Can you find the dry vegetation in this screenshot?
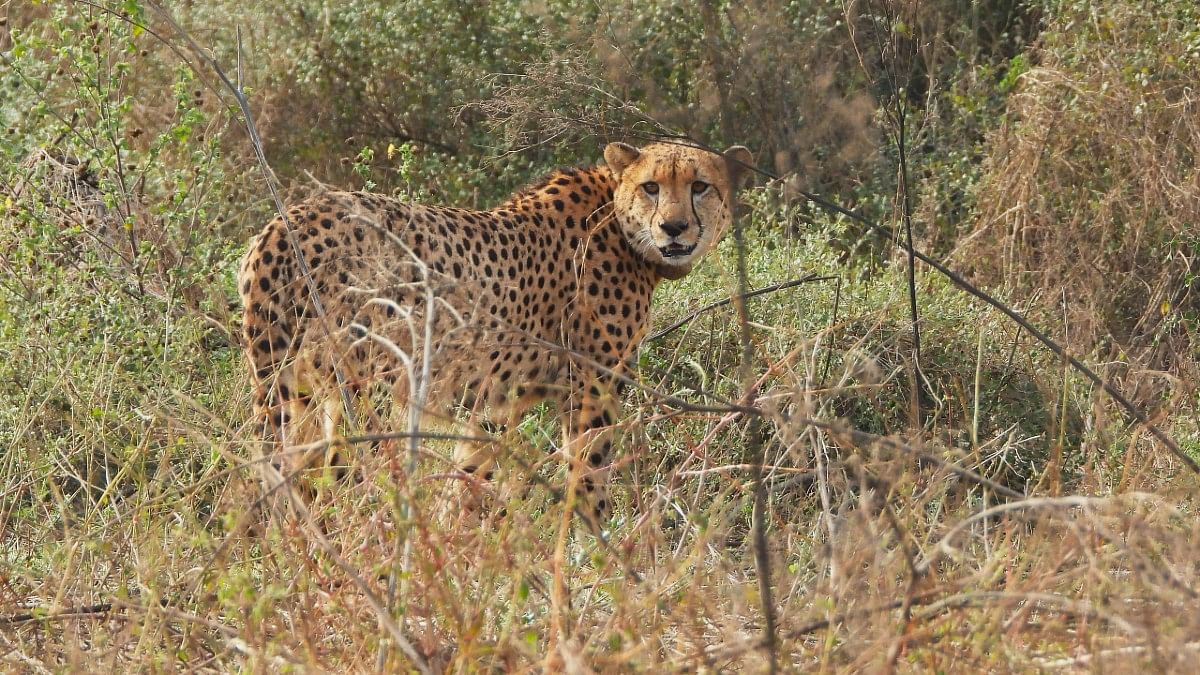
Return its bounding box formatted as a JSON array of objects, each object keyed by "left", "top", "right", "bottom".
[{"left": 2, "top": 0, "right": 1199, "bottom": 672}]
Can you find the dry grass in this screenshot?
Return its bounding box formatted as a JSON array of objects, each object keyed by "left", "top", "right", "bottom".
[
  {"left": 3, "top": 214, "right": 1198, "bottom": 670},
  {"left": 962, "top": 2, "right": 1200, "bottom": 383}
]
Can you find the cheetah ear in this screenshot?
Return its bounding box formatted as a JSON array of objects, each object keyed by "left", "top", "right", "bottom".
[
  {"left": 604, "top": 142, "right": 641, "bottom": 180},
  {"left": 723, "top": 145, "right": 754, "bottom": 189}
]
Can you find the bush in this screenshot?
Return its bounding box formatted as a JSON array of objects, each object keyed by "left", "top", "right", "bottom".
[{"left": 965, "top": 0, "right": 1200, "bottom": 385}]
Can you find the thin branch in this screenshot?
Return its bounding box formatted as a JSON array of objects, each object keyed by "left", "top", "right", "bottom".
[
  {"left": 257, "top": 459, "right": 434, "bottom": 674},
  {"left": 646, "top": 273, "right": 835, "bottom": 342},
  {"left": 916, "top": 591, "right": 1141, "bottom": 636},
  {"left": 846, "top": 0, "right": 927, "bottom": 427},
  {"left": 783, "top": 591, "right": 943, "bottom": 639},
  {"left": 820, "top": 276, "right": 843, "bottom": 385},
  {"left": 1039, "top": 642, "right": 1200, "bottom": 669},
  {"left": 0, "top": 603, "right": 113, "bottom": 625},
  {"left": 728, "top": 188, "right": 778, "bottom": 671}
]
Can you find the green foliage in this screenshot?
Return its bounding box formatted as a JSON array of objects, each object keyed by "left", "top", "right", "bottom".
[{"left": 1, "top": 5, "right": 242, "bottom": 514}]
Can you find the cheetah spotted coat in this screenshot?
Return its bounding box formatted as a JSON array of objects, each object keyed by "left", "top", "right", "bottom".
[{"left": 238, "top": 142, "right": 751, "bottom": 523}]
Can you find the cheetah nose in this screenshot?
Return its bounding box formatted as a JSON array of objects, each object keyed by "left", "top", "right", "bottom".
[{"left": 661, "top": 220, "right": 689, "bottom": 237}]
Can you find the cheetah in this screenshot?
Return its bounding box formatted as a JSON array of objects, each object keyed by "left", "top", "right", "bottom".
[{"left": 238, "top": 141, "right": 753, "bottom": 524}]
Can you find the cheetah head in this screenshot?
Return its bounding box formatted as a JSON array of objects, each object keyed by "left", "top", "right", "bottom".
[{"left": 604, "top": 141, "right": 754, "bottom": 279}]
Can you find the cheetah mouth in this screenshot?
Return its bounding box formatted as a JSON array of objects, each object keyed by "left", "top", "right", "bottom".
[{"left": 659, "top": 242, "right": 697, "bottom": 259}]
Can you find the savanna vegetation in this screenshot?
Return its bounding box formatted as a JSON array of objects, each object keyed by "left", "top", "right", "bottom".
[{"left": 2, "top": 0, "right": 1199, "bottom": 671}]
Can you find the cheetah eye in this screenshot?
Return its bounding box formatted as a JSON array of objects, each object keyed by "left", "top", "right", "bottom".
[
  {"left": 692, "top": 181, "right": 710, "bottom": 195},
  {"left": 641, "top": 182, "right": 659, "bottom": 196}
]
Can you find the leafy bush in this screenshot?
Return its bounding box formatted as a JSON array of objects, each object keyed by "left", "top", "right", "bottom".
[{"left": 1, "top": 4, "right": 242, "bottom": 516}]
